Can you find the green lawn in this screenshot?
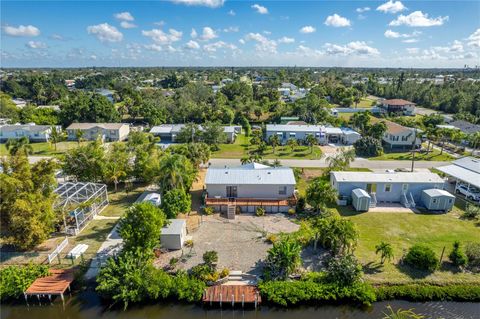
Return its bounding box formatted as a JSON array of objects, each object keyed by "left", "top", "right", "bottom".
[
  {"left": 356, "top": 97, "right": 376, "bottom": 108},
  {"left": 101, "top": 184, "right": 147, "bottom": 217},
  {"left": 334, "top": 208, "right": 480, "bottom": 284},
  {"left": 369, "top": 148, "right": 455, "bottom": 161},
  {"left": 0, "top": 141, "right": 82, "bottom": 156},
  {"left": 213, "top": 133, "right": 323, "bottom": 160}
]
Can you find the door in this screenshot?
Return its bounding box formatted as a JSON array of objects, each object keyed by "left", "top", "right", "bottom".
[
  {"left": 226, "top": 186, "right": 237, "bottom": 198},
  {"left": 366, "top": 183, "right": 377, "bottom": 193}
]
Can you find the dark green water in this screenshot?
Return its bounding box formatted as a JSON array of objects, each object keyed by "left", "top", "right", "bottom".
[{"left": 1, "top": 291, "right": 479, "bottom": 319}]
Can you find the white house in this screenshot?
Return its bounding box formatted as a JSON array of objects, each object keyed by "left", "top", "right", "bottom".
[
  {"left": 205, "top": 163, "right": 297, "bottom": 215},
  {"left": 265, "top": 124, "right": 326, "bottom": 144},
  {"left": 382, "top": 121, "right": 422, "bottom": 151},
  {"left": 66, "top": 123, "right": 130, "bottom": 142},
  {"left": 149, "top": 124, "right": 239, "bottom": 143},
  {"left": 0, "top": 123, "right": 61, "bottom": 142}
]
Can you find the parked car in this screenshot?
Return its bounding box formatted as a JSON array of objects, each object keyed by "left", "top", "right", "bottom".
[
  {"left": 455, "top": 184, "right": 480, "bottom": 201},
  {"left": 144, "top": 193, "right": 162, "bottom": 206}
]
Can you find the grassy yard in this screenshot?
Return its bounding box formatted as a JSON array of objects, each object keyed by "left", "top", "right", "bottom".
[
  {"left": 356, "top": 97, "right": 376, "bottom": 108},
  {"left": 369, "top": 148, "right": 455, "bottom": 161},
  {"left": 0, "top": 141, "right": 82, "bottom": 156},
  {"left": 101, "top": 184, "right": 147, "bottom": 217},
  {"left": 334, "top": 207, "right": 480, "bottom": 284},
  {"left": 213, "top": 133, "right": 323, "bottom": 160}
]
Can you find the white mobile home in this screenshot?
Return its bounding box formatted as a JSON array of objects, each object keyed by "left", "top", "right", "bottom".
[
  {"left": 205, "top": 163, "right": 297, "bottom": 215},
  {"left": 66, "top": 123, "right": 130, "bottom": 142},
  {"left": 331, "top": 171, "right": 445, "bottom": 210},
  {"left": 265, "top": 124, "right": 326, "bottom": 144},
  {"left": 150, "top": 124, "right": 238, "bottom": 143},
  {"left": 0, "top": 123, "right": 61, "bottom": 143}
]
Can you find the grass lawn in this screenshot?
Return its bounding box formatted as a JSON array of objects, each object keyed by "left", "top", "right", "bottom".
[
  {"left": 213, "top": 133, "right": 323, "bottom": 160},
  {"left": 0, "top": 141, "right": 82, "bottom": 156},
  {"left": 356, "top": 97, "right": 376, "bottom": 108},
  {"left": 101, "top": 184, "right": 147, "bottom": 217},
  {"left": 369, "top": 148, "right": 455, "bottom": 161},
  {"left": 334, "top": 207, "right": 480, "bottom": 284}
]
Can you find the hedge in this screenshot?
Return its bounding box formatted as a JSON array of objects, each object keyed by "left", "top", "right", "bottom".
[
  {"left": 0, "top": 264, "right": 49, "bottom": 300},
  {"left": 375, "top": 284, "right": 480, "bottom": 302}
]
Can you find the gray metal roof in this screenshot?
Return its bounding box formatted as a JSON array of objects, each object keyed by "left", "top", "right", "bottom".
[
  {"left": 422, "top": 189, "right": 455, "bottom": 197},
  {"left": 437, "top": 164, "right": 480, "bottom": 189},
  {"left": 205, "top": 164, "right": 296, "bottom": 185},
  {"left": 150, "top": 124, "right": 237, "bottom": 135},
  {"left": 452, "top": 157, "right": 480, "bottom": 174},
  {"left": 161, "top": 219, "right": 186, "bottom": 235},
  {"left": 331, "top": 171, "right": 445, "bottom": 184},
  {"left": 266, "top": 124, "right": 323, "bottom": 133},
  {"left": 0, "top": 124, "right": 53, "bottom": 133},
  {"left": 352, "top": 188, "right": 370, "bottom": 198}
]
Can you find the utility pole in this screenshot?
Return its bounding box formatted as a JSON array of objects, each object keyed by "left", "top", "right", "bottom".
[{"left": 411, "top": 127, "right": 417, "bottom": 172}]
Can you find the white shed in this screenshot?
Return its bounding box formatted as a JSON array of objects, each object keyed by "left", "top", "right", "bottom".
[{"left": 161, "top": 219, "right": 187, "bottom": 250}]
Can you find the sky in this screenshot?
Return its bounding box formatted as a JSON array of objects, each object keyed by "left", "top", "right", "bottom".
[{"left": 1, "top": 0, "right": 479, "bottom": 68}]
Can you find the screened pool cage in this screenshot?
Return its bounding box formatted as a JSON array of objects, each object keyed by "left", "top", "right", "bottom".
[{"left": 54, "top": 182, "right": 109, "bottom": 235}]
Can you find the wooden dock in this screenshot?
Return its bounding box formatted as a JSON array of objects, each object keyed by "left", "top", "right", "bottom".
[
  {"left": 202, "top": 285, "right": 261, "bottom": 308},
  {"left": 24, "top": 269, "right": 75, "bottom": 303}
]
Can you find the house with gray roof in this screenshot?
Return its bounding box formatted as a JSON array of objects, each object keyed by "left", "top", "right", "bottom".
[
  {"left": 437, "top": 157, "right": 480, "bottom": 195},
  {"left": 66, "top": 123, "right": 130, "bottom": 142},
  {"left": 0, "top": 123, "right": 61, "bottom": 142},
  {"left": 205, "top": 163, "right": 297, "bottom": 216},
  {"left": 149, "top": 124, "right": 239, "bottom": 143}
]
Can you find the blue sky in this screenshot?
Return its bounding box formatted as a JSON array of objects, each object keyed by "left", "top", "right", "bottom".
[{"left": 1, "top": 0, "right": 479, "bottom": 67}]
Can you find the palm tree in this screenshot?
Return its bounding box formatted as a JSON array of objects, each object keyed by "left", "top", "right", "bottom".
[
  {"left": 75, "top": 130, "right": 85, "bottom": 145},
  {"left": 248, "top": 152, "right": 263, "bottom": 163},
  {"left": 264, "top": 240, "right": 302, "bottom": 280},
  {"left": 326, "top": 147, "right": 356, "bottom": 172},
  {"left": 240, "top": 155, "right": 251, "bottom": 165},
  {"left": 5, "top": 137, "right": 33, "bottom": 156},
  {"left": 105, "top": 162, "right": 127, "bottom": 192},
  {"left": 287, "top": 138, "right": 298, "bottom": 152},
  {"left": 375, "top": 241, "right": 394, "bottom": 264},
  {"left": 468, "top": 132, "right": 480, "bottom": 155},
  {"left": 305, "top": 134, "right": 318, "bottom": 154},
  {"left": 272, "top": 159, "right": 281, "bottom": 167},
  {"left": 157, "top": 154, "right": 196, "bottom": 194},
  {"left": 306, "top": 178, "right": 337, "bottom": 213},
  {"left": 49, "top": 126, "right": 65, "bottom": 151},
  {"left": 268, "top": 134, "right": 281, "bottom": 154}
]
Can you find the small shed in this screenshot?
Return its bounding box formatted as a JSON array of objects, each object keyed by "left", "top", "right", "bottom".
[
  {"left": 351, "top": 188, "right": 371, "bottom": 212},
  {"left": 161, "top": 219, "right": 187, "bottom": 250},
  {"left": 421, "top": 189, "right": 455, "bottom": 212},
  {"left": 341, "top": 128, "right": 362, "bottom": 145}
]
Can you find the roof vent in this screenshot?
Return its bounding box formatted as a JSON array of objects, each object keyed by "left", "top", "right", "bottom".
[
  {"left": 225, "top": 171, "right": 228, "bottom": 174},
  {"left": 267, "top": 172, "right": 271, "bottom": 174}
]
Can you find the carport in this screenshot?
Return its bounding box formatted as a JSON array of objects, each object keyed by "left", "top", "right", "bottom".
[{"left": 437, "top": 157, "right": 480, "bottom": 203}]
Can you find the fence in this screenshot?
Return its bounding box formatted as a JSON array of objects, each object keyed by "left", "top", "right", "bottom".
[
  {"left": 0, "top": 251, "right": 108, "bottom": 269},
  {"left": 47, "top": 237, "right": 69, "bottom": 264}
]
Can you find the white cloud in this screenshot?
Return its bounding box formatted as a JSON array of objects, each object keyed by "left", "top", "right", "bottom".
[
  {"left": 191, "top": 28, "right": 198, "bottom": 38},
  {"left": 120, "top": 21, "right": 137, "bottom": 29},
  {"left": 203, "top": 41, "right": 237, "bottom": 52},
  {"left": 324, "top": 14, "right": 351, "bottom": 27},
  {"left": 376, "top": 1, "right": 407, "bottom": 14},
  {"left": 389, "top": 11, "right": 448, "bottom": 27},
  {"left": 171, "top": 0, "right": 224, "bottom": 8},
  {"left": 356, "top": 7, "right": 370, "bottom": 13},
  {"left": 299, "top": 26, "right": 316, "bottom": 34},
  {"left": 26, "top": 41, "right": 47, "bottom": 49},
  {"left": 239, "top": 39, "right": 245, "bottom": 45},
  {"left": 228, "top": 10, "right": 235, "bottom": 16},
  {"left": 466, "top": 28, "right": 480, "bottom": 47},
  {"left": 154, "top": 21, "right": 166, "bottom": 26},
  {"left": 50, "top": 34, "right": 64, "bottom": 40},
  {"left": 278, "top": 36, "right": 295, "bottom": 44},
  {"left": 142, "top": 28, "right": 182, "bottom": 45},
  {"left": 244, "top": 33, "right": 277, "bottom": 53},
  {"left": 114, "top": 12, "right": 134, "bottom": 21},
  {"left": 144, "top": 44, "right": 163, "bottom": 52},
  {"left": 433, "top": 40, "right": 464, "bottom": 53},
  {"left": 223, "top": 26, "right": 239, "bottom": 33},
  {"left": 251, "top": 4, "right": 268, "bottom": 14},
  {"left": 87, "top": 23, "right": 123, "bottom": 42},
  {"left": 263, "top": 30, "right": 272, "bottom": 35},
  {"left": 324, "top": 41, "right": 379, "bottom": 56},
  {"left": 384, "top": 29, "right": 421, "bottom": 39},
  {"left": 199, "top": 27, "right": 218, "bottom": 41},
  {"left": 90, "top": 55, "right": 97, "bottom": 60},
  {"left": 3, "top": 25, "right": 40, "bottom": 37},
  {"left": 406, "top": 48, "right": 419, "bottom": 54},
  {"left": 402, "top": 38, "right": 419, "bottom": 43},
  {"left": 185, "top": 40, "right": 200, "bottom": 49}
]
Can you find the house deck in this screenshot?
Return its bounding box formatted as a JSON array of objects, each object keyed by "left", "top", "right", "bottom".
[{"left": 205, "top": 196, "right": 297, "bottom": 207}]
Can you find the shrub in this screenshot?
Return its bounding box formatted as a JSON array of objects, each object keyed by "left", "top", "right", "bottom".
[
  {"left": 295, "top": 196, "right": 306, "bottom": 213},
  {"left": 375, "top": 284, "right": 480, "bottom": 302},
  {"left": 190, "top": 264, "right": 213, "bottom": 281},
  {"left": 463, "top": 205, "right": 480, "bottom": 220},
  {"left": 203, "top": 206, "right": 215, "bottom": 215},
  {"left": 449, "top": 241, "right": 468, "bottom": 267},
  {"left": 0, "top": 264, "right": 49, "bottom": 301},
  {"left": 353, "top": 136, "right": 383, "bottom": 157},
  {"left": 404, "top": 244, "right": 439, "bottom": 272},
  {"left": 465, "top": 242, "right": 480, "bottom": 272},
  {"left": 172, "top": 271, "right": 206, "bottom": 302},
  {"left": 162, "top": 188, "right": 191, "bottom": 218},
  {"left": 219, "top": 268, "right": 229, "bottom": 278},
  {"left": 324, "top": 254, "right": 363, "bottom": 286},
  {"left": 203, "top": 250, "right": 218, "bottom": 267},
  {"left": 256, "top": 207, "right": 265, "bottom": 216},
  {"left": 266, "top": 234, "right": 278, "bottom": 244},
  {"left": 263, "top": 239, "right": 302, "bottom": 280},
  {"left": 185, "top": 239, "right": 194, "bottom": 248},
  {"left": 288, "top": 208, "right": 296, "bottom": 216},
  {"left": 169, "top": 257, "right": 179, "bottom": 268}
]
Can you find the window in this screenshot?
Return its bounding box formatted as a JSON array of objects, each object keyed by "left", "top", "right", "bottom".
[
  {"left": 402, "top": 184, "right": 409, "bottom": 192},
  {"left": 110, "top": 130, "right": 117, "bottom": 135},
  {"left": 432, "top": 198, "right": 438, "bottom": 204},
  {"left": 448, "top": 199, "right": 453, "bottom": 203},
  {"left": 279, "top": 186, "right": 287, "bottom": 195},
  {"left": 384, "top": 184, "right": 392, "bottom": 192}
]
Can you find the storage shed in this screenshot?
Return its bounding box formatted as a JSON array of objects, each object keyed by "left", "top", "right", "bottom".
[
  {"left": 421, "top": 189, "right": 455, "bottom": 212},
  {"left": 161, "top": 219, "right": 187, "bottom": 250},
  {"left": 351, "top": 188, "right": 371, "bottom": 212}
]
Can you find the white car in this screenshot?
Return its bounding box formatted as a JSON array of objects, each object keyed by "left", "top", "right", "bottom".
[
  {"left": 455, "top": 184, "right": 480, "bottom": 201},
  {"left": 143, "top": 193, "right": 162, "bottom": 206}
]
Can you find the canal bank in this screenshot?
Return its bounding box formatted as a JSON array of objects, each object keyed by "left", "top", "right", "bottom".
[{"left": 1, "top": 290, "right": 479, "bottom": 319}]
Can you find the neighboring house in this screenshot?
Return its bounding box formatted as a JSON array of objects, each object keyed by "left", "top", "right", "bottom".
[
  {"left": 12, "top": 98, "right": 27, "bottom": 108},
  {"left": 380, "top": 99, "right": 416, "bottom": 116},
  {"left": 331, "top": 171, "right": 446, "bottom": 211},
  {"left": 0, "top": 123, "right": 61, "bottom": 142},
  {"left": 382, "top": 121, "right": 422, "bottom": 151},
  {"left": 149, "top": 124, "right": 239, "bottom": 143},
  {"left": 340, "top": 128, "right": 362, "bottom": 145},
  {"left": 205, "top": 163, "right": 297, "bottom": 215},
  {"left": 265, "top": 124, "right": 361, "bottom": 145},
  {"left": 66, "top": 123, "right": 130, "bottom": 142},
  {"left": 448, "top": 120, "right": 480, "bottom": 135},
  {"left": 65, "top": 80, "right": 75, "bottom": 88},
  {"left": 437, "top": 157, "right": 480, "bottom": 195},
  {"left": 95, "top": 89, "right": 114, "bottom": 102}
]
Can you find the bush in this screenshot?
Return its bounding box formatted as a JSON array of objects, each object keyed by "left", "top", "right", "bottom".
[
  {"left": 256, "top": 207, "right": 265, "bottom": 216},
  {"left": 465, "top": 242, "right": 480, "bottom": 272},
  {"left": 219, "top": 268, "right": 229, "bottom": 278},
  {"left": 169, "top": 257, "right": 179, "bottom": 268},
  {"left": 185, "top": 239, "right": 194, "bottom": 248},
  {"left": 0, "top": 264, "right": 49, "bottom": 300},
  {"left": 325, "top": 254, "right": 363, "bottom": 286},
  {"left": 203, "top": 250, "right": 218, "bottom": 267},
  {"left": 375, "top": 284, "right": 480, "bottom": 302},
  {"left": 162, "top": 188, "right": 191, "bottom": 218},
  {"left": 449, "top": 241, "right": 468, "bottom": 267},
  {"left": 203, "top": 206, "right": 215, "bottom": 215},
  {"left": 295, "top": 196, "right": 306, "bottom": 213},
  {"left": 463, "top": 205, "right": 480, "bottom": 219},
  {"left": 404, "top": 244, "right": 439, "bottom": 272},
  {"left": 288, "top": 208, "right": 296, "bottom": 216},
  {"left": 353, "top": 136, "right": 383, "bottom": 157},
  {"left": 190, "top": 264, "right": 213, "bottom": 281},
  {"left": 266, "top": 234, "right": 278, "bottom": 244},
  {"left": 172, "top": 271, "right": 206, "bottom": 302}
]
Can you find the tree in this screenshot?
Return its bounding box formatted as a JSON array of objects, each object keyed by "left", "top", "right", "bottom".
[
  {"left": 75, "top": 129, "right": 85, "bottom": 145},
  {"left": 49, "top": 126, "right": 64, "bottom": 151},
  {"left": 449, "top": 241, "right": 467, "bottom": 267},
  {"left": 157, "top": 154, "right": 196, "bottom": 194},
  {"left": 375, "top": 241, "right": 394, "bottom": 264},
  {"left": 62, "top": 139, "right": 106, "bottom": 182},
  {"left": 310, "top": 216, "right": 358, "bottom": 255},
  {"left": 268, "top": 134, "right": 281, "bottom": 154},
  {"left": 404, "top": 244, "right": 439, "bottom": 272},
  {"left": 353, "top": 136, "right": 383, "bottom": 157},
  {"left": 368, "top": 122, "right": 388, "bottom": 140},
  {"left": 162, "top": 188, "right": 191, "bottom": 218},
  {"left": 249, "top": 129, "right": 263, "bottom": 146},
  {"left": 104, "top": 142, "right": 130, "bottom": 192},
  {"left": 201, "top": 121, "right": 227, "bottom": 150},
  {"left": 169, "top": 143, "right": 211, "bottom": 168},
  {"left": 264, "top": 239, "right": 302, "bottom": 280},
  {"left": 202, "top": 250, "right": 218, "bottom": 268},
  {"left": 305, "top": 134, "right": 317, "bottom": 154},
  {"left": 350, "top": 112, "right": 370, "bottom": 134},
  {"left": 119, "top": 202, "right": 166, "bottom": 252},
  {"left": 176, "top": 123, "right": 202, "bottom": 143},
  {"left": 306, "top": 178, "right": 337, "bottom": 213},
  {"left": 5, "top": 137, "right": 33, "bottom": 156},
  {"left": 325, "top": 254, "right": 362, "bottom": 286},
  {"left": 326, "top": 147, "right": 355, "bottom": 173},
  {"left": 287, "top": 138, "right": 298, "bottom": 152}
]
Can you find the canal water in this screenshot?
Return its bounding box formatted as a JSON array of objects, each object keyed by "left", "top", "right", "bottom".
[{"left": 1, "top": 290, "right": 479, "bottom": 319}]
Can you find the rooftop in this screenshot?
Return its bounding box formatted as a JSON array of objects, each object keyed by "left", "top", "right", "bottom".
[
  {"left": 66, "top": 123, "right": 127, "bottom": 130},
  {"left": 384, "top": 120, "right": 414, "bottom": 134},
  {"left": 448, "top": 120, "right": 480, "bottom": 134},
  {"left": 266, "top": 124, "right": 323, "bottom": 133},
  {"left": 205, "top": 163, "right": 296, "bottom": 185},
  {"left": 437, "top": 157, "right": 480, "bottom": 189},
  {"left": 161, "top": 219, "right": 186, "bottom": 235},
  {"left": 422, "top": 189, "right": 455, "bottom": 197},
  {"left": 0, "top": 123, "right": 53, "bottom": 133},
  {"left": 331, "top": 171, "right": 444, "bottom": 184},
  {"left": 383, "top": 99, "right": 415, "bottom": 106}
]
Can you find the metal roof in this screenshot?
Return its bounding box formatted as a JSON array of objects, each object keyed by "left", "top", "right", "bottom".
[
  {"left": 66, "top": 123, "right": 126, "bottom": 130},
  {"left": 161, "top": 219, "right": 186, "bottom": 235},
  {"left": 150, "top": 124, "right": 237, "bottom": 134},
  {"left": 437, "top": 164, "right": 480, "bottom": 189},
  {"left": 452, "top": 157, "right": 480, "bottom": 174},
  {"left": 422, "top": 189, "right": 455, "bottom": 197},
  {"left": 206, "top": 164, "right": 296, "bottom": 185},
  {"left": 352, "top": 188, "right": 370, "bottom": 197},
  {"left": 331, "top": 171, "right": 445, "bottom": 184},
  {"left": 325, "top": 127, "right": 343, "bottom": 134},
  {"left": 0, "top": 124, "right": 53, "bottom": 133},
  {"left": 266, "top": 124, "right": 323, "bottom": 133}
]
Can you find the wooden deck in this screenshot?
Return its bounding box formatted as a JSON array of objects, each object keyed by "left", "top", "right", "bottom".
[
  {"left": 205, "top": 196, "right": 296, "bottom": 207},
  {"left": 202, "top": 285, "right": 261, "bottom": 308},
  {"left": 25, "top": 269, "right": 75, "bottom": 298}
]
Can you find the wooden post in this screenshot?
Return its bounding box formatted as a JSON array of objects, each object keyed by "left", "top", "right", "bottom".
[
  {"left": 219, "top": 293, "right": 222, "bottom": 307},
  {"left": 242, "top": 293, "right": 244, "bottom": 308},
  {"left": 439, "top": 246, "right": 446, "bottom": 265},
  {"left": 57, "top": 253, "right": 62, "bottom": 265},
  {"left": 231, "top": 294, "right": 234, "bottom": 307},
  {"left": 24, "top": 293, "right": 28, "bottom": 306},
  {"left": 254, "top": 294, "right": 257, "bottom": 309}
]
